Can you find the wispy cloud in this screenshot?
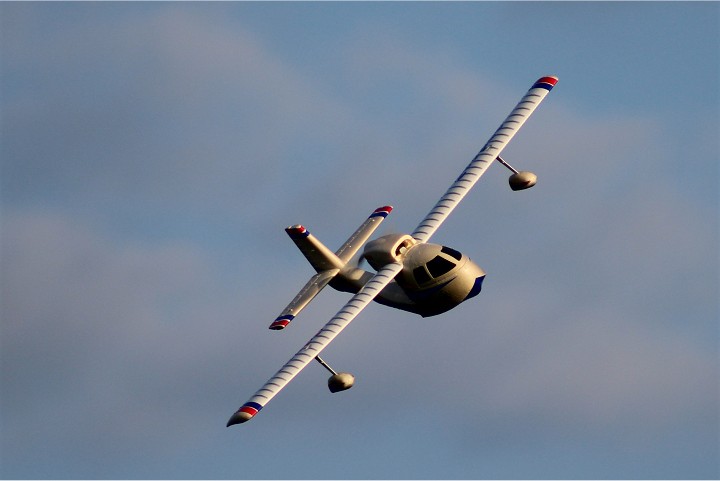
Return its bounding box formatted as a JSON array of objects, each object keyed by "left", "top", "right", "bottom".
[{"left": 1, "top": 3, "right": 717, "bottom": 479}]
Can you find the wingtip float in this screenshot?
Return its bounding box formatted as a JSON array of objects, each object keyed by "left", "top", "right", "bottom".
[{"left": 227, "top": 76, "right": 558, "bottom": 426}]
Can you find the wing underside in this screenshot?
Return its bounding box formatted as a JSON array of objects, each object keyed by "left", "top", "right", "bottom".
[
  {"left": 411, "top": 76, "right": 558, "bottom": 244},
  {"left": 228, "top": 262, "right": 404, "bottom": 425}
]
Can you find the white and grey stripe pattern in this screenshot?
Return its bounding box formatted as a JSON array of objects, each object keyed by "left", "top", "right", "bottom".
[
  {"left": 241, "top": 262, "right": 404, "bottom": 414},
  {"left": 411, "top": 78, "right": 557, "bottom": 244}
]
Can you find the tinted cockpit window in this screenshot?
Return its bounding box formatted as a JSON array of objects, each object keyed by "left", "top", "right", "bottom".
[
  {"left": 441, "top": 246, "right": 462, "bottom": 261},
  {"left": 426, "top": 255, "right": 456, "bottom": 278},
  {"left": 413, "top": 266, "right": 432, "bottom": 285}
]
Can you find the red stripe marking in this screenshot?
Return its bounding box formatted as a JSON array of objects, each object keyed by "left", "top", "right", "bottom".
[
  {"left": 240, "top": 405, "right": 258, "bottom": 416},
  {"left": 536, "top": 76, "right": 558, "bottom": 86},
  {"left": 286, "top": 225, "right": 309, "bottom": 237}
]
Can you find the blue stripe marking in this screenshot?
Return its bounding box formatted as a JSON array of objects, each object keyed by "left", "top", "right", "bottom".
[
  {"left": 532, "top": 81, "right": 555, "bottom": 91},
  {"left": 243, "top": 401, "right": 263, "bottom": 411},
  {"left": 370, "top": 206, "right": 392, "bottom": 218},
  {"left": 465, "top": 275, "right": 485, "bottom": 300},
  {"left": 288, "top": 229, "right": 310, "bottom": 239}
]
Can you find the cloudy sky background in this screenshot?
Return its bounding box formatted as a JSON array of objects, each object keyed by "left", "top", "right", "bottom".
[{"left": 1, "top": 2, "right": 718, "bottom": 479}]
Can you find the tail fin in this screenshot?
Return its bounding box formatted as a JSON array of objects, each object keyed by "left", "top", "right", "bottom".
[
  {"left": 285, "top": 205, "right": 393, "bottom": 273},
  {"left": 285, "top": 225, "right": 344, "bottom": 272},
  {"left": 269, "top": 206, "right": 393, "bottom": 330}
]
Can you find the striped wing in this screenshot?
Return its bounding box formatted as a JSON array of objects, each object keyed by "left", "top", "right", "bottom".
[
  {"left": 227, "top": 262, "right": 404, "bottom": 425},
  {"left": 411, "top": 76, "right": 558, "bottom": 244}
]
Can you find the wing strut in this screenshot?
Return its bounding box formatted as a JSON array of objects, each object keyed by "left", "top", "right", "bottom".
[{"left": 314, "top": 355, "right": 338, "bottom": 375}]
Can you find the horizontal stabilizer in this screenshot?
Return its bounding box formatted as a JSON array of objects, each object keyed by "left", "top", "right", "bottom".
[
  {"left": 335, "top": 206, "right": 393, "bottom": 263},
  {"left": 269, "top": 206, "right": 393, "bottom": 330},
  {"left": 269, "top": 269, "right": 339, "bottom": 330},
  {"left": 285, "top": 225, "right": 344, "bottom": 273}
]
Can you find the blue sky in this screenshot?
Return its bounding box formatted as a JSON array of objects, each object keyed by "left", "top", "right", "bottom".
[{"left": 1, "top": 2, "right": 718, "bottom": 479}]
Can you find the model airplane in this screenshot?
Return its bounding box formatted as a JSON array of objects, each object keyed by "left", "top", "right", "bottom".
[{"left": 227, "top": 76, "right": 559, "bottom": 426}]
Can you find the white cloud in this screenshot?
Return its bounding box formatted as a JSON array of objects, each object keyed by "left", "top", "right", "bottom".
[
  {"left": 1, "top": 4, "right": 717, "bottom": 478},
  {"left": 0, "top": 211, "right": 252, "bottom": 471}
]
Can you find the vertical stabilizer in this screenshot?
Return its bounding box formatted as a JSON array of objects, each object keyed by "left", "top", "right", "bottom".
[{"left": 285, "top": 225, "right": 344, "bottom": 273}]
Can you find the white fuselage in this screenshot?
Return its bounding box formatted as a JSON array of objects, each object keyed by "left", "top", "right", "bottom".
[{"left": 330, "top": 234, "right": 486, "bottom": 317}]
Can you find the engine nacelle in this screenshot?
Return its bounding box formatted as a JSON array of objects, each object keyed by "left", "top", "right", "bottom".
[
  {"left": 509, "top": 171, "right": 537, "bottom": 191},
  {"left": 362, "top": 234, "right": 415, "bottom": 271}
]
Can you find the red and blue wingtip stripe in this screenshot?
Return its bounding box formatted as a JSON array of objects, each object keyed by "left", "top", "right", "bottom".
[
  {"left": 227, "top": 401, "right": 263, "bottom": 426},
  {"left": 269, "top": 314, "right": 295, "bottom": 330},
  {"left": 241, "top": 401, "right": 262, "bottom": 415},
  {"left": 532, "top": 76, "right": 558, "bottom": 91},
  {"left": 370, "top": 205, "right": 393, "bottom": 218},
  {"left": 286, "top": 225, "right": 309, "bottom": 239}
]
